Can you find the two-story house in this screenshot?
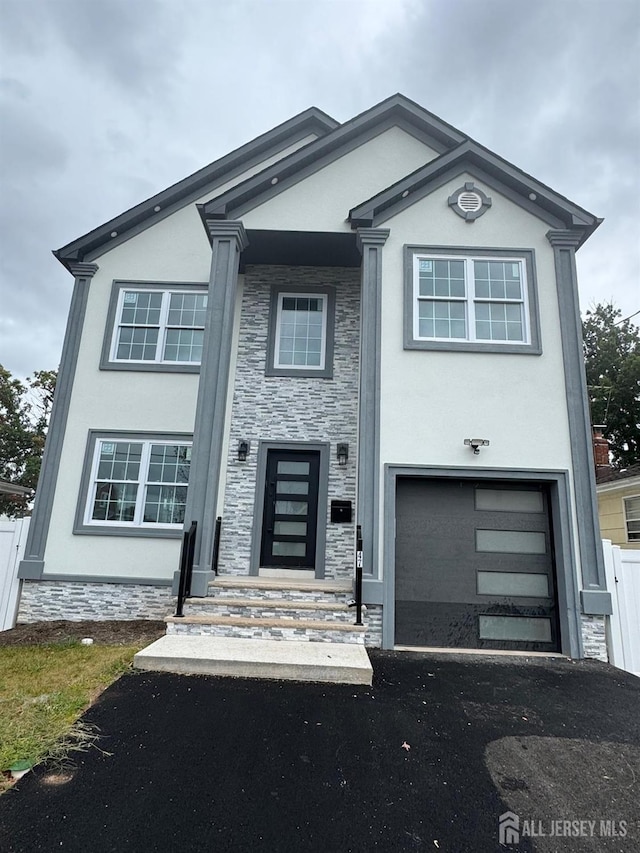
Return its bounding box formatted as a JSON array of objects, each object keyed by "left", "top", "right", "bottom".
[{"left": 17, "top": 94, "right": 611, "bottom": 665}]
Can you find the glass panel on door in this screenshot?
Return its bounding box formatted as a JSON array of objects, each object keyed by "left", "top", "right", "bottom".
[{"left": 260, "top": 450, "right": 320, "bottom": 569}]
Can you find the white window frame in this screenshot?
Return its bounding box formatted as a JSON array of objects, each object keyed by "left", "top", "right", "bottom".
[
  {"left": 412, "top": 254, "right": 531, "bottom": 345},
  {"left": 273, "top": 291, "right": 328, "bottom": 371},
  {"left": 110, "top": 288, "right": 207, "bottom": 365},
  {"left": 83, "top": 439, "right": 192, "bottom": 530},
  {"left": 624, "top": 495, "right": 640, "bottom": 542}
]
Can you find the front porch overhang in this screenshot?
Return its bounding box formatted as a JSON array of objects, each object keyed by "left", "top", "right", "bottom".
[{"left": 204, "top": 227, "right": 362, "bottom": 271}]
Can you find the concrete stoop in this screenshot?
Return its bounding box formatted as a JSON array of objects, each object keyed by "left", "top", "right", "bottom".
[
  {"left": 134, "top": 575, "right": 372, "bottom": 684},
  {"left": 133, "top": 635, "right": 373, "bottom": 685},
  {"left": 164, "top": 576, "right": 367, "bottom": 645}
]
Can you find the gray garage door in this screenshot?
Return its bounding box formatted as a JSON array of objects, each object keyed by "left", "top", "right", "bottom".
[{"left": 395, "top": 478, "right": 560, "bottom": 651}]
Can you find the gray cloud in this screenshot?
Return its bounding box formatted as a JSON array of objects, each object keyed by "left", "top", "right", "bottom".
[{"left": 1, "top": 0, "right": 638, "bottom": 379}]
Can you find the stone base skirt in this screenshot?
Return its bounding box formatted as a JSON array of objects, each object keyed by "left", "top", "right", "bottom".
[
  {"left": 580, "top": 614, "right": 608, "bottom": 662},
  {"left": 17, "top": 580, "right": 174, "bottom": 623}
]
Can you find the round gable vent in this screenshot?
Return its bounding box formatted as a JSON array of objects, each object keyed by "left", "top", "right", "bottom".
[
  {"left": 448, "top": 182, "right": 492, "bottom": 221},
  {"left": 457, "top": 191, "right": 482, "bottom": 212}
]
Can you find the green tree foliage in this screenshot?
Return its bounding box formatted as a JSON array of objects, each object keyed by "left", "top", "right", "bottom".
[
  {"left": 583, "top": 304, "right": 640, "bottom": 468},
  {"left": 0, "top": 366, "right": 57, "bottom": 517}
]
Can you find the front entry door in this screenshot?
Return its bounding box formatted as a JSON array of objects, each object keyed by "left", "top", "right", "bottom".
[{"left": 260, "top": 450, "right": 320, "bottom": 570}]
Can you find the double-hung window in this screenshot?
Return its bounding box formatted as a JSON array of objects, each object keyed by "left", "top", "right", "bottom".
[
  {"left": 266, "top": 286, "right": 335, "bottom": 378},
  {"left": 77, "top": 435, "right": 192, "bottom": 535},
  {"left": 103, "top": 284, "right": 208, "bottom": 370},
  {"left": 405, "top": 248, "right": 541, "bottom": 354},
  {"left": 624, "top": 496, "right": 640, "bottom": 542},
  {"left": 275, "top": 293, "right": 327, "bottom": 369}
]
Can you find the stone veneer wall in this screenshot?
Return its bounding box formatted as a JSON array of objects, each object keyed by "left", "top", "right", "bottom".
[
  {"left": 580, "top": 614, "right": 608, "bottom": 662},
  {"left": 364, "top": 605, "right": 383, "bottom": 648},
  {"left": 17, "top": 580, "right": 174, "bottom": 622},
  {"left": 219, "top": 265, "right": 361, "bottom": 579}
]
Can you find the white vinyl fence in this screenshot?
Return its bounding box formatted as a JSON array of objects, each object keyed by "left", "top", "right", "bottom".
[
  {"left": 0, "top": 517, "right": 29, "bottom": 631},
  {"left": 603, "top": 539, "right": 640, "bottom": 678}
]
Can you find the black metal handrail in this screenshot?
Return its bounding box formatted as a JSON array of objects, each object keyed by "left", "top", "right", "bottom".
[
  {"left": 354, "top": 524, "right": 363, "bottom": 625},
  {"left": 212, "top": 516, "right": 222, "bottom": 575},
  {"left": 175, "top": 520, "right": 197, "bottom": 617}
]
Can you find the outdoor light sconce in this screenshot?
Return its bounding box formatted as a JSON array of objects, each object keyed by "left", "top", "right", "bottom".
[
  {"left": 337, "top": 443, "right": 349, "bottom": 466},
  {"left": 237, "top": 440, "right": 250, "bottom": 462},
  {"left": 464, "top": 438, "right": 490, "bottom": 455}
]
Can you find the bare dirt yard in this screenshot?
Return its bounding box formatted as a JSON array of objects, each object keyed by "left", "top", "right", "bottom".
[{"left": 0, "top": 620, "right": 165, "bottom": 647}]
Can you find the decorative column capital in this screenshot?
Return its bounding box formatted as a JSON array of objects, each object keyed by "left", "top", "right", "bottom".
[
  {"left": 203, "top": 219, "right": 249, "bottom": 252},
  {"left": 67, "top": 262, "right": 99, "bottom": 279},
  {"left": 546, "top": 229, "right": 584, "bottom": 249},
  {"left": 356, "top": 228, "right": 390, "bottom": 252}
]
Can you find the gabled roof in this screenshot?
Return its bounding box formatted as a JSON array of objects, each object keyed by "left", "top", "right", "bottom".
[
  {"left": 347, "top": 139, "right": 602, "bottom": 245},
  {"left": 54, "top": 107, "right": 338, "bottom": 271},
  {"left": 596, "top": 464, "right": 640, "bottom": 486},
  {"left": 56, "top": 94, "right": 603, "bottom": 268},
  {"left": 199, "top": 94, "right": 465, "bottom": 223}
]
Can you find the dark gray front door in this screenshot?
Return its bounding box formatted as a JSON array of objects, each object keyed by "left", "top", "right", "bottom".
[
  {"left": 395, "top": 478, "right": 560, "bottom": 651},
  {"left": 260, "top": 450, "right": 320, "bottom": 569}
]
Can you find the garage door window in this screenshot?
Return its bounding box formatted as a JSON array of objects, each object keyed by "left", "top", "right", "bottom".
[
  {"left": 476, "top": 529, "right": 546, "bottom": 554},
  {"left": 477, "top": 571, "right": 549, "bottom": 598},
  {"left": 479, "top": 615, "right": 552, "bottom": 643}
]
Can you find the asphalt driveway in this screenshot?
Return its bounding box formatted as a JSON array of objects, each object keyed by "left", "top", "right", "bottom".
[{"left": 1, "top": 652, "right": 638, "bottom": 852}]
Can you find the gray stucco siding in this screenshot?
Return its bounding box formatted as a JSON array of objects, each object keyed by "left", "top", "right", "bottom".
[{"left": 219, "top": 265, "right": 361, "bottom": 579}]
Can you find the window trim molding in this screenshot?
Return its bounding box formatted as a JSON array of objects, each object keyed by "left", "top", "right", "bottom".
[
  {"left": 100, "top": 281, "right": 208, "bottom": 373},
  {"left": 624, "top": 494, "right": 640, "bottom": 543},
  {"left": 403, "top": 246, "right": 542, "bottom": 354},
  {"left": 74, "top": 430, "right": 193, "bottom": 538},
  {"left": 265, "top": 284, "right": 336, "bottom": 378}
]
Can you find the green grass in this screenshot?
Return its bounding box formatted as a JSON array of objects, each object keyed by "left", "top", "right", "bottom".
[{"left": 0, "top": 642, "right": 139, "bottom": 791}]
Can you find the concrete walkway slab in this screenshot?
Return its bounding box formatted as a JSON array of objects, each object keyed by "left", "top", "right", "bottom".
[{"left": 134, "top": 634, "right": 373, "bottom": 684}]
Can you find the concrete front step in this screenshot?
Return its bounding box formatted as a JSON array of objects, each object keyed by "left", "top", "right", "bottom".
[
  {"left": 182, "top": 597, "right": 361, "bottom": 624},
  {"left": 166, "top": 614, "right": 367, "bottom": 644},
  {"left": 208, "top": 576, "right": 352, "bottom": 603},
  {"left": 134, "top": 635, "right": 373, "bottom": 684}
]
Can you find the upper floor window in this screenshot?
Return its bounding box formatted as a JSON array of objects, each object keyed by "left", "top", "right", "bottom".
[
  {"left": 624, "top": 496, "right": 640, "bottom": 542},
  {"left": 404, "top": 247, "right": 541, "bottom": 355},
  {"left": 101, "top": 282, "right": 208, "bottom": 372},
  {"left": 266, "top": 285, "right": 336, "bottom": 378},
  {"left": 75, "top": 434, "right": 192, "bottom": 537},
  {"left": 275, "top": 293, "right": 327, "bottom": 369}
]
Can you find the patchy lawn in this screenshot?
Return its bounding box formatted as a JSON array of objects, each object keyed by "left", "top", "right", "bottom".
[{"left": 0, "top": 620, "right": 165, "bottom": 792}]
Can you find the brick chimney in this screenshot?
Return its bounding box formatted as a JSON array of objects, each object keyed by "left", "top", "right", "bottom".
[{"left": 592, "top": 425, "right": 611, "bottom": 475}]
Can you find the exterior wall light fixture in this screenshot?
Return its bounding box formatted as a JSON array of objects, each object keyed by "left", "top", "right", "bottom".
[
  {"left": 464, "top": 438, "right": 490, "bottom": 455},
  {"left": 237, "top": 440, "right": 250, "bottom": 462},
  {"left": 337, "top": 443, "right": 349, "bottom": 466}
]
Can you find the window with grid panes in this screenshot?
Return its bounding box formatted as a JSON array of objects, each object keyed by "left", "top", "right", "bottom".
[
  {"left": 274, "top": 293, "right": 328, "bottom": 369},
  {"left": 112, "top": 289, "right": 206, "bottom": 364},
  {"left": 86, "top": 440, "right": 191, "bottom": 528},
  {"left": 413, "top": 256, "right": 530, "bottom": 344}
]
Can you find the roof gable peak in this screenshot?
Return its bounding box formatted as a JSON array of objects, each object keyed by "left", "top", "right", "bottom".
[
  {"left": 54, "top": 106, "right": 338, "bottom": 270},
  {"left": 201, "top": 94, "right": 465, "bottom": 222},
  {"left": 348, "top": 138, "right": 601, "bottom": 245}
]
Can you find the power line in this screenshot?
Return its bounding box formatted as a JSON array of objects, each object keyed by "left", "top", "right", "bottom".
[{"left": 614, "top": 309, "right": 640, "bottom": 325}]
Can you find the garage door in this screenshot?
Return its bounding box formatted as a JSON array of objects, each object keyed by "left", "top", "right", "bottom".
[{"left": 395, "top": 478, "right": 560, "bottom": 651}]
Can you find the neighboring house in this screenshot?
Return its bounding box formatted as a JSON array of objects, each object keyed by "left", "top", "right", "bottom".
[
  {"left": 0, "top": 482, "right": 33, "bottom": 498},
  {"left": 596, "top": 466, "right": 640, "bottom": 550},
  {"left": 17, "top": 94, "right": 611, "bottom": 660},
  {"left": 0, "top": 481, "right": 33, "bottom": 521}
]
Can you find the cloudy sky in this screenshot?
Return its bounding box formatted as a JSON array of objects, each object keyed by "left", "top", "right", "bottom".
[{"left": 1, "top": 0, "right": 639, "bottom": 379}]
